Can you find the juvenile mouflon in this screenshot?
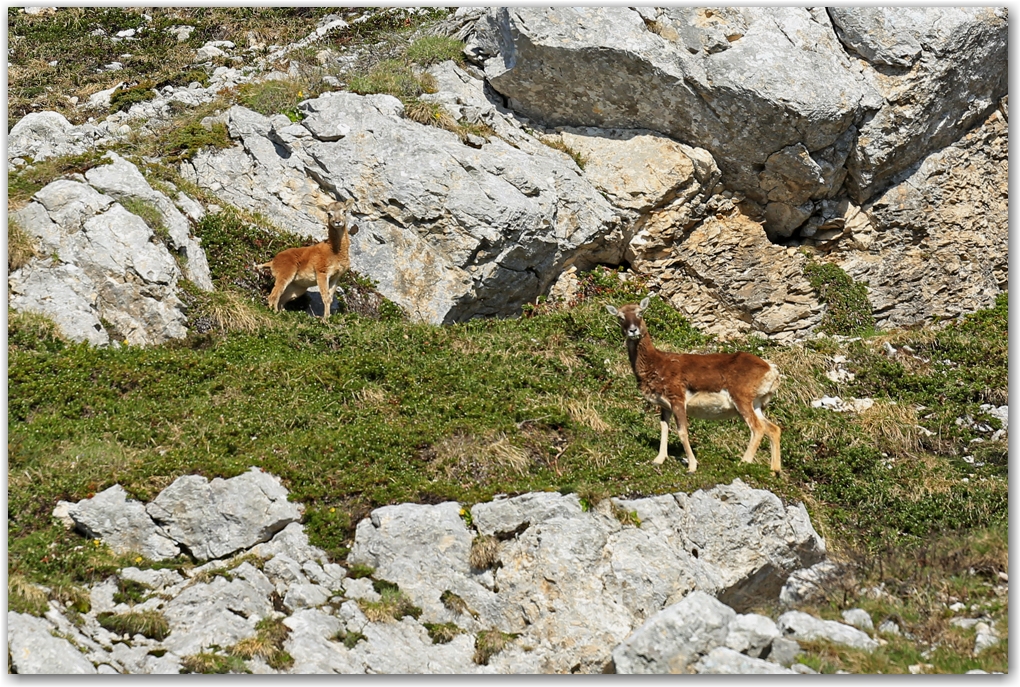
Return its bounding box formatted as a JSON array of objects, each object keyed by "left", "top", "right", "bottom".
[
  {"left": 607, "top": 297, "right": 782, "bottom": 474},
  {"left": 259, "top": 199, "right": 359, "bottom": 322}
]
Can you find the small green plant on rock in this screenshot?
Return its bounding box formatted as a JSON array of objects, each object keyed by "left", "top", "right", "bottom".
[
  {"left": 405, "top": 35, "right": 466, "bottom": 66},
  {"left": 97, "top": 610, "right": 170, "bottom": 641},
  {"left": 424, "top": 622, "right": 464, "bottom": 644},
  {"left": 347, "top": 563, "right": 375, "bottom": 579},
  {"left": 473, "top": 629, "right": 518, "bottom": 665},
  {"left": 7, "top": 219, "right": 38, "bottom": 272},
  {"left": 334, "top": 629, "right": 366, "bottom": 649},
  {"left": 804, "top": 258, "right": 875, "bottom": 336},
  {"left": 109, "top": 81, "right": 158, "bottom": 113},
  {"left": 468, "top": 535, "right": 500, "bottom": 571},
  {"left": 358, "top": 580, "right": 422, "bottom": 622},
  {"left": 229, "top": 617, "right": 293, "bottom": 670},
  {"left": 180, "top": 651, "right": 251, "bottom": 674},
  {"left": 112, "top": 577, "right": 152, "bottom": 605}
]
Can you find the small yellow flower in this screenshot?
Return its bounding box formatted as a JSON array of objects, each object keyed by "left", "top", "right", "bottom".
[
  {"left": 330, "top": 507, "right": 336, "bottom": 513},
  {"left": 297, "top": 90, "right": 304, "bottom": 98},
  {"left": 135, "top": 556, "right": 143, "bottom": 564}
]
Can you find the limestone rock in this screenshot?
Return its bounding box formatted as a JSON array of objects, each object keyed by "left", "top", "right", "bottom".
[
  {"left": 841, "top": 608, "right": 875, "bottom": 633},
  {"left": 611, "top": 591, "right": 735, "bottom": 673},
  {"left": 184, "top": 92, "right": 623, "bottom": 324},
  {"left": 7, "top": 111, "right": 89, "bottom": 162},
  {"left": 65, "top": 485, "right": 180, "bottom": 561},
  {"left": 8, "top": 611, "right": 98, "bottom": 674},
  {"left": 777, "top": 610, "right": 880, "bottom": 652},
  {"left": 832, "top": 7, "right": 1008, "bottom": 201},
  {"left": 780, "top": 560, "right": 843, "bottom": 606},
  {"left": 146, "top": 468, "right": 303, "bottom": 561},
  {"left": 693, "top": 646, "right": 797, "bottom": 674},
  {"left": 830, "top": 105, "right": 1007, "bottom": 330},
  {"left": 9, "top": 167, "right": 198, "bottom": 346}
]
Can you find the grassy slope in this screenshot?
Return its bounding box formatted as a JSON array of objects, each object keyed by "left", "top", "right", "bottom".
[{"left": 6, "top": 7, "right": 1008, "bottom": 674}]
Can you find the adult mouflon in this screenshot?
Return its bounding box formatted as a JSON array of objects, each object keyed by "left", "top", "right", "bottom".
[{"left": 607, "top": 297, "right": 782, "bottom": 474}]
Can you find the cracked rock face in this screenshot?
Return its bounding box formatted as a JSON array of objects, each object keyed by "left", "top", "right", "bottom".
[
  {"left": 9, "top": 153, "right": 212, "bottom": 347},
  {"left": 469, "top": 6, "right": 1007, "bottom": 233}
]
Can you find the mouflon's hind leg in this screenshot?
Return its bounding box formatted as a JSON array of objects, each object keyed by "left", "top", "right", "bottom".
[{"left": 652, "top": 407, "right": 671, "bottom": 465}]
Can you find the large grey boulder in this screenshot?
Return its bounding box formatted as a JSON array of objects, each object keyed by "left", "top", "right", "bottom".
[
  {"left": 471, "top": 7, "right": 877, "bottom": 229},
  {"left": 349, "top": 479, "right": 824, "bottom": 673},
  {"left": 831, "top": 7, "right": 1008, "bottom": 201},
  {"left": 146, "top": 467, "right": 303, "bottom": 560},
  {"left": 65, "top": 485, "right": 180, "bottom": 561},
  {"left": 8, "top": 611, "right": 98, "bottom": 674},
  {"left": 693, "top": 646, "right": 797, "bottom": 674},
  {"left": 611, "top": 591, "right": 735, "bottom": 673},
  {"left": 830, "top": 104, "right": 1007, "bottom": 330},
  {"left": 84, "top": 152, "right": 213, "bottom": 290},
  {"left": 470, "top": 6, "right": 1006, "bottom": 235}
]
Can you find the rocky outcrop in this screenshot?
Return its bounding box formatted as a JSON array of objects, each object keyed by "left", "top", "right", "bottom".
[
  {"left": 183, "top": 88, "right": 624, "bottom": 324},
  {"left": 9, "top": 152, "right": 212, "bottom": 346},
  {"left": 828, "top": 104, "right": 1007, "bottom": 329},
  {"left": 19, "top": 472, "right": 828, "bottom": 674},
  {"left": 469, "top": 7, "right": 1007, "bottom": 235}
]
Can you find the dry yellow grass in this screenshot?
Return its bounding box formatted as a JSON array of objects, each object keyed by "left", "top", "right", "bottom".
[
  {"left": 565, "top": 393, "right": 610, "bottom": 433},
  {"left": 858, "top": 401, "right": 921, "bottom": 455},
  {"left": 204, "top": 289, "right": 274, "bottom": 334},
  {"left": 426, "top": 431, "right": 531, "bottom": 481},
  {"left": 765, "top": 345, "right": 828, "bottom": 407},
  {"left": 8, "top": 219, "right": 38, "bottom": 271},
  {"left": 469, "top": 535, "right": 500, "bottom": 571}
]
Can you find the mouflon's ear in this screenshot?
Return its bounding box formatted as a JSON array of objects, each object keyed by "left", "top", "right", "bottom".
[
  {"left": 605, "top": 304, "right": 619, "bottom": 316},
  {"left": 638, "top": 296, "right": 650, "bottom": 310}
]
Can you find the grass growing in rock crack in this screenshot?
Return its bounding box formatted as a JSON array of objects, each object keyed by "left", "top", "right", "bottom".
[
  {"left": 474, "top": 629, "right": 518, "bottom": 665},
  {"left": 7, "top": 219, "right": 38, "bottom": 272},
  {"left": 180, "top": 651, "right": 251, "bottom": 674},
  {"left": 229, "top": 617, "right": 293, "bottom": 670},
  {"left": 424, "top": 622, "right": 465, "bottom": 644},
  {"left": 96, "top": 610, "right": 170, "bottom": 641},
  {"left": 358, "top": 582, "right": 423, "bottom": 622}
]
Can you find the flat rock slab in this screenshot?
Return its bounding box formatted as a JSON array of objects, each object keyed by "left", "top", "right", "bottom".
[
  {"left": 146, "top": 467, "right": 303, "bottom": 560},
  {"left": 777, "top": 610, "right": 879, "bottom": 652},
  {"left": 66, "top": 484, "right": 180, "bottom": 561}
]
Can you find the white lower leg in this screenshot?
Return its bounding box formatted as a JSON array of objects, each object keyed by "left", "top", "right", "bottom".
[{"left": 652, "top": 419, "right": 669, "bottom": 465}]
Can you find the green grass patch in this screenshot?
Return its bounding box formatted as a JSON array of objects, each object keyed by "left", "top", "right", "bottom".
[
  {"left": 8, "top": 149, "right": 113, "bottom": 206},
  {"left": 347, "top": 58, "right": 437, "bottom": 100},
  {"left": 112, "top": 577, "right": 152, "bottom": 605},
  {"left": 8, "top": 218, "right": 38, "bottom": 272},
  {"left": 180, "top": 651, "right": 251, "bottom": 674},
  {"left": 109, "top": 80, "right": 157, "bottom": 113},
  {"left": 229, "top": 617, "right": 293, "bottom": 670},
  {"left": 97, "top": 610, "right": 170, "bottom": 641},
  {"left": 803, "top": 258, "right": 875, "bottom": 336},
  {"left": 424, "top": 622, "right": 464, "bottom": 644},
  {"left": 358, "top": 583, "right": 422, "bottom": 622},
  {"left": 406, "top": 35, "right": 466, "bottom": 66},
  {"left": 236, "top": 79, "right": 309, "bottom": 121},
  {"left": 474, "top": 629, "right": 518, "bottom": 665}
]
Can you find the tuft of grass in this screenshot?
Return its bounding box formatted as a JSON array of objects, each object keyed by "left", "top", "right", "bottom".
[
  {"left": 804, "top": 259, "right": 875, "bottom": 336},
  {"left": 424, "top": 621, "right": 464, "bottom": 644},
  {"left": 229, "top": 617, "right": 292, "bottom": 670},
  {"left": 8, "top": 218, "right": 38, "bottom": 272},
  {"left": 180, "top": 651, "right": 251, "bottom": 674},
  {"left": 112, "top": 577, "right": 152, "bottom": 605},
  {"left": 236, "top": 79, "right": 310, "bottom": 121},
  {"left": 347, "top": 59, "right": 437, "bottom": 100},
  {"left": 334, "top": 629, "right": 366, "bottom": 649},
  {"left": 405, "top": 35, "right": 465, "bottom": 66},
  {"left": 403, "top": 99, "right": 458, "bottom": 130},
  {"left": 358, "top": 582, "right": 422, "bottom": 622},
  {"left": 347, "top": 563, "right": 374, "bottom": 580},
  {"left": 473, "top": 629, "right": 517, "bottom": 665},
  {"left": 156, "top": 120, "right": 233, "bottom": 163},
  {"left": 541, "top": 137, "right": 588, "bottom": 170},
  {"left": 97, "top": 610, "right": 170, "bottom": 641},
  {"left": 612, "top": 504, "right": 642, "bottom": 528},
  {"left": 440, "top": 590, "right": 475, "bottom": 617},
  {"left": 8, "top": 575, "right": 51, "bottom": 617},
  {"left": 109, "top": 80, "right": 157, "bottom": 113},
  {"left": 189, "top": 287, "right": 275, "bottom": 336},
  {"left": 468, "top": 535, "right": 500, "bottom": 571}
]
